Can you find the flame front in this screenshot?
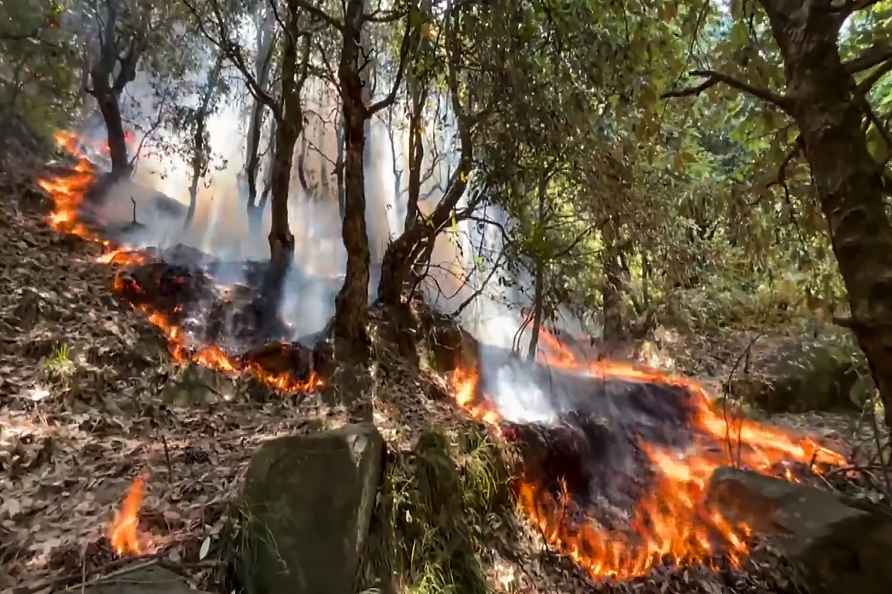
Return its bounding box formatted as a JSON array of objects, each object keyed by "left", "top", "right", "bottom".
[
  {"left": 38, "top": 132, "right": 323, "bottom": 395},
  {"left": 108, "top": 476, "right": 146, "bottom": 556},
  {"left": 451, "top": 330, "right": 847, "bottom": 579}
]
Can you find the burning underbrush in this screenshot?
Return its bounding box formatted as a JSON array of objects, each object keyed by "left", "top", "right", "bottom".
[
  {"left": 24, "top": 129, "right": 854, "bottom": 592},
  {"left": 448, "top": 337, "right": 847, "bottom": 581},
  {"left": 36, "top": 131, "right": 324, "bottom": 396}
]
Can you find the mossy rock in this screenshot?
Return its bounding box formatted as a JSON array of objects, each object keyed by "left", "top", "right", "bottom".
[
  {"left": 727, "top": 334, "right": 861, "bottom": 413},
  {"left": 239, "top": 423, "right": 384, "bottom": 594}
]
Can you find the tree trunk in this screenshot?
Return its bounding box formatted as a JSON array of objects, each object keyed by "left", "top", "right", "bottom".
[
  {"left": 377, "top": 13, "right": 473, "bottom": 307},
  {"left": 404, "top": 90, "right": 425, "bottom": 231},
  {"left": 602, "top": 231, "right": 625, "bottom": 343},
  {"left": 267, "top": 120, "right": 297, "bottom": 270},
  {"left": 333, "top": 0, "right": 371, "bottom": 341},
  {"left": 527, "top": 170, "right": 551, "bottom": 361},
  {"left": 760, "top": 0, "right": 892, "bottom": 428},
  {"left": 335, "top": 107, "right": 346, "bottom": 220},
  {"left": 96, "top": 90, "right": 130, "bottom": 177},
  {"left": 527, "top": 257, "right": 545, "bottom": 362}
]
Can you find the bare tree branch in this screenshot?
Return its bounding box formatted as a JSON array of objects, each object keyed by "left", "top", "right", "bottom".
[
  {"left": 367, "top": 9, "right": 416, "bottom": 115},
  {"left": 845, "top": 43, "right": 892, "bottom": 73},
  {"left": 291, "top": 0, "right": 344, "bottom": 31},
  {"left": 857, "top": 56, "right": 892, "bottom": 94},
  {"left": 662, "top": 69, "right": 792, "bottom": 112}
]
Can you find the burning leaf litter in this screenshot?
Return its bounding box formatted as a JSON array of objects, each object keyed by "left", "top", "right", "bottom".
[
  {"left": 36, "top": 131, "right": 324, "bottom": 397},
  {"left": 449, "top": 329, "right": 847, "bottom": 580}
]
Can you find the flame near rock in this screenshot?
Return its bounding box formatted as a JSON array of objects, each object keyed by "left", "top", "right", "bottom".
[{"left": 451, "top": 329, "right": 847, "bottom": 580}]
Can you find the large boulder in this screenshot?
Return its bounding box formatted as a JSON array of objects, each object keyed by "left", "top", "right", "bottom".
[
  {"left": 726, "top": 334, "right": 860, "bottom": 412},
  {"left": 240, "top": 423, "right": 384, "bottom": 594},
  {"left": 708, "top": 467, "right": 892, "bottom": 594}
]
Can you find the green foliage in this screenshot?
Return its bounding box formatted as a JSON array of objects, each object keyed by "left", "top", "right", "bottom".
[
  {"left": 41, "top": 343, "right": 75, "bottom": 378},
  {"left": 0, "top": 0, "right": 81, "bottom": 137},
  {"left": 362, "top": 429, "right": 511, "bottom": 594}
]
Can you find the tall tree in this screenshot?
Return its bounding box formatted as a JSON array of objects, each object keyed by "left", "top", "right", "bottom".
[
  {"left": 181, "top": 52, "right": 225, "bottom": 229},
  {"left": 377, "top": 1, "right": 479, "bottom": 309},
  {"left": 186, "top": 0, "right": 316, "bottom": 270},
  {"left": 84, "top": 0, "right": 146, "bottom": 177},
  {"left": 295, "top": 0, "right": 415, "bottom": 340},
  {"left": 666, "top": 0, "right": 892, "bottom": 427}
]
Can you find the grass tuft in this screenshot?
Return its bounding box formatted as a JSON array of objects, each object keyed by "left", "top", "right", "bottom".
[{"left": 362, "top": 428, "right": 512, "bottom": 594}]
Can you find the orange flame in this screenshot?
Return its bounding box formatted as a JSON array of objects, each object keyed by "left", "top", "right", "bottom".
[
  {"left": 38, "top": 131, "right": 323, "bottom": 396},
  {"left": 451, "top": 329, "right": 847, "bottom": 579},
  {"left": 108, "top": 475, "right": 147, "bottom": 556}
]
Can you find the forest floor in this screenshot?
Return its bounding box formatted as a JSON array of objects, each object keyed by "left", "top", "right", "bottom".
[{"left": 0, "top": 141, "right": 886, "bottom": 594}]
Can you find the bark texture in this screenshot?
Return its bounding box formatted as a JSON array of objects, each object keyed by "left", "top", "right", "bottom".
[
  {"left": 758, "top": 0, "right": 892, "bottom": 427},
  {"left": 333, "top": 0, "right": 372, "bottom": 341}
]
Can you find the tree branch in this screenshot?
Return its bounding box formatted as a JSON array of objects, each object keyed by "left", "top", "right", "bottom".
[
  {"left": 291, "top": 0, "right": 343, "bottom": 31},
  {"left": 830, "top": 0, "right": 883, "bottom": 15},
  {"left": 857, "top": 56, "right": 892, "bottom": 94},
  {"left": 367, "top": 8, "right": 415, "bottom": 115},
  {"left": 845, "top": 43, "right": 892, "bottom": 73},
  {"left": 662, "top": 69, "right": 792, "bottom": 112}
]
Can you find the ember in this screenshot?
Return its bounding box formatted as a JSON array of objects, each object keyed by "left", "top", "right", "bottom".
[
  {"left": 451, "top": 330, "right": 847, "bottom": 580},
  {"left": 108, "top": 475, "right": 147, "bottom": 556}
]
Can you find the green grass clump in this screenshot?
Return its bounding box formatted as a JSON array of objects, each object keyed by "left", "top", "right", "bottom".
[
  {"left": 363, "top": 429, "right": 512, "bottom": 594},
  {"left": 41, "top": 343, "right": 75, "bottom": 378}
]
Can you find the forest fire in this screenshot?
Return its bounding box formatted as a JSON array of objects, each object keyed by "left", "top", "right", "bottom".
[
  {"left": 451, "top": 330, "right": 847, "bottom": 580},
  {"left": 108, "top": 475, "right": 148, "bottom": 556},
  {"left": 38, "top": 131, "right": 323, "bottom": 395}
]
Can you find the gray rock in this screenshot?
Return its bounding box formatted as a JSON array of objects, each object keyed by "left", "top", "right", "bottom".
[
  {"left": 82, "top": 563, "right": 206, "bottom": 594},
  {"left": 240, "top": 423, "right": 384, "bottom": 594},
  {"left": 726, "top": 335, "right": 860, "bottom": 412},
  {"left": 708, "top": 467, "right": 892, "bottom": 594},
  {"left": 162, "top": 364, "right": 239, "bottom": 405}
]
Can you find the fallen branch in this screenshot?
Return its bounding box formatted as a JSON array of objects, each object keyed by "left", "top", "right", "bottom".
[{"left": 16, "top": 555, "right": 160, "bottom": 594}]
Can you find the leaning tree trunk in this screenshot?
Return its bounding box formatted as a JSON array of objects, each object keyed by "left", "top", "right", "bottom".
[
  {"left": 266, "top": 18, "right": 306, "bottom": 272},
  {"left": 95, "top": 89, "right": 129, "bottom": 177},
  {"left": 333, "top": 0, "right": 372, "bottom": 341},
  {"left": 761, "top": 0, "right": 892, "bottom": 428}
]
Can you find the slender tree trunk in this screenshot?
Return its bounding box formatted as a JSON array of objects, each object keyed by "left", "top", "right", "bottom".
[
  {"left": 334, "top": 0, "right": 371, "bottom": 341},
  {"left": 266, "top": 9, "right": 309, "bottom": 272},
  {"left": 377, "top": 13, "right": 472, "bottom": 307},
  {"left": 404, "top": 85, "right": 425, "bottom": 231},
  {"left": 759, "top": 0, "right": 892, "bottom": 427},
  {"left": 335, "top": 106, "right": 346, "bottom": 220},
  {"left": 244, "top": 11, "right": 276, "bottom": 237},
  {"left": 268, "top": 119, "right": 297, "bottom": 269},
  {"left": 185, "top": 177, "right": 199, "bottom": 229},
  {"left": 184, "top": 56, "right": 223, "bottom": 230},
  {"left": 527, "top": 171, "right": 550, "bottom": 361},
  {"left": 527, "top": 258, "right": 545, "bottom": 362},
  {"left": 602, "top": 229, "right": 625, "bottom": 342}
]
